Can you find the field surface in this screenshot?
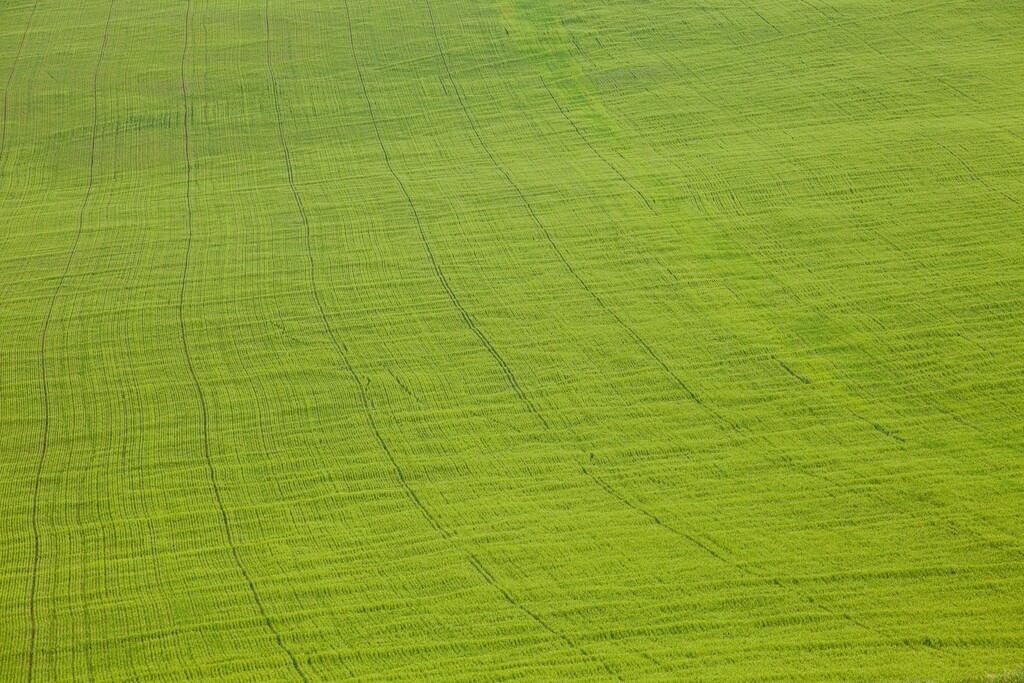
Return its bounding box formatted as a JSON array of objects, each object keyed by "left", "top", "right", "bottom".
[{"left": 1, "top": 0, "right": 1022, "bottom": 680}]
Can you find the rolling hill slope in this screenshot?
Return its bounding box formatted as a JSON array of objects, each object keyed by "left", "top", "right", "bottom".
[{"left": 1, "top": 0, "right": 1022, "bottom": 680}]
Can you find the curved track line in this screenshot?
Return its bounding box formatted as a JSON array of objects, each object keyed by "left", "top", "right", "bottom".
[
  {"left": 581, "top": 464, "right": 953, "bottom": 662},
  {"left": 934, "top": 141, "right": 1021, "bottom": 209},
  {"left": 178, "top": 4, "right": 308, "bottom": 680},
  {"left": 266, "top": 0, "right": 449, "bottom": 561},
  {"left": 789, "top": 0, "right": 1020, "bottom": 212},
  {"left": 423, "top": 1, "right": 736, "bottom": 432},
  {"left": 430, "top": 10, "right": 952, "bottom": 661},
  {"left": 261, "top": 7, "right": 414, "bottom": 674},
  {"left": 341, "top": 0, "right": 546, "bottom": 429},
  {"left": 538, "top": 76, "right": 654, "bottom": 212},
  {"left": 0, "top": 0, "right": 40, "bottom": 165},
  {"left": 558, "top": 31, "right": 1008, "bottom": 574},
  {"left": 333, "top": 5, "right": 631, "bottom": 677},
  {"left": 27, "top": 2, "right": 114, "bottom": 678},
  {"left": 0, "top": 0, "right": 43, "bottom": 256},
  {"left": 642, "top": 105, "right": 1015, "bottom": 562}
]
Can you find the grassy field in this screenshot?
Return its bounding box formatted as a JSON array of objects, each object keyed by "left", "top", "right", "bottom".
[{"left": 1, "top": 0, "right": 1022, "bottom": 680}]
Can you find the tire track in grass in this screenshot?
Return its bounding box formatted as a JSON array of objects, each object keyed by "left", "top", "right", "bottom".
[
  {"left": 340, "top": 8, "right": 654, "bottom": 673},
  {"left": 0, "top": 0, "right": 40, "bottom": 166},
  {"left": 505, "top": 15, "right": 955, "bottom": 661},
  {"left": 101, "top": 0, "right": 177, "bottom": 659},
  {"left": 260, "top": 7, "right": 427, "bottom": 673},
  {"left": 566, "top": 11, "right": 991, "bottom": 445},
  {"left": 540, "top": 4, "right": 936, "bottom": 493},
  {"left": 580, "top": 35, "right": 974, "bottom": 449},
  {"left": 708, "top": 195, "right": 1021, "bottom": 561},
  {"left": 341, "top": 0, "right": 547, "bottom": 430},
  {"left": 179, "top": 4, "right": 308, "bottom": 681},
  {"left": 538, "top": 76, "right": 654, "bottom": 213},
  {"left": 558, "top": 20, "right": 992, "bottom": 656},
  {"left": 529, "top": 4, "right": 976, "bottom": 664},
  {"left": 656, "top": 134, "right": 1014, "bottom": 534},
  {"left": 265, "top": 0, "right": 448, "bottom": 554},
  {"left": 424, "top": 6, "right": 738, "bottom": 669},
  {"left": 338, "top": 5, "right": 626, "bottom": 678},
  {"left": 27, "top": 1, "right": 114, "bottom": 678},
  {"left": 462, "top": 552, "right": 627, "bottom": 681},
  {"left": 261, "top": 3, "right": 483, "bottom": 676},
  {"left": 0, "top": 0, "right": 44, "bottom": 263},
  {"left": 423, "top": 0, "right": 736, "bottom": 434},
  {"left": 644, "top": 116, "right": 1021, "bottom": 579},
  {"left": 791, "top": 0, "right": 1022, "bottom": 211},
  {"left": 934, "top": 141, "right": 1021, "bottom": 210},
  {"left": 579, "top": 464, "right": 955, "bottom": 662},
  {"left": 329, "top": 341, "right": 622, "bottom": 680}
]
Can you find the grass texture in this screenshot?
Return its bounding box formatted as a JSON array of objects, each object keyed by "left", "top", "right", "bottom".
[{"left": 1, "top": 0, "right": 1022, "bottom": 680}]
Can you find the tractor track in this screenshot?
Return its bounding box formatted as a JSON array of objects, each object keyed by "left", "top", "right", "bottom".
[
  {"left": 179, "top": 3, "right": 308, "bottom": 680},
  {"left": 333, "top": 5, "right": 640, "bottom": 677},
  {"left": 263, "top": 0, "right": 451, "bottom": 631},
  {"left": 580, "top": 464, "right": 955, "bottom": 663},
  {"left": 515, "top": 12, "right": 962, "bottom": 662},
  {"left": 266, "top": 4, "right": 591, "bottom": 677},
  {"left": 572, "top": 15, "right": 1021, "bottom": 652},
  {"left": 27, "top": 1, "right": 115, "bottom": 678},
  {"left": 538, "top": 76, "right": 654, "bottom": 213},
  {"left": 423, "top": 0, "right": 736, "bottom": 433},
  {"left": 0, "top": 0, "right": 40, "bottom": 166},
  {"left": 0, "top": 0, "right": 45, "bottom": 264},
  {"left": 573, "top": 23, "right": 1015, "bottom": 571},
  {"left": 341, "top": 0, "right": 546, "bottom": 429},
  {"left": 790, "top": 0, "right": 1021, "bottom": 211}
]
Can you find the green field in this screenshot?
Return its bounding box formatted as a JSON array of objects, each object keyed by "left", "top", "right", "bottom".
[{"left": 1, "top": 0, "right": 1023, "bottom": 680}]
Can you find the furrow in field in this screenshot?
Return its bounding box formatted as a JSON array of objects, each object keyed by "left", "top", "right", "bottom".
[
  {"left": 178, "top": 4, "right": 308, "bottom": 680},
  {"left": 26, "top": 2, "right": 115, "bottom": 677},
  {"left": 341, "top": 0, "right": 546, "bottom": 429},
  {"left": 423, "top": 0, "right": 736, "bottom": 435}
]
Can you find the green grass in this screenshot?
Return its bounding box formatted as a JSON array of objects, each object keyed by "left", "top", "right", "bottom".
[{"left": 1, "top": 0, "right": 1022, "bottom": 680}]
